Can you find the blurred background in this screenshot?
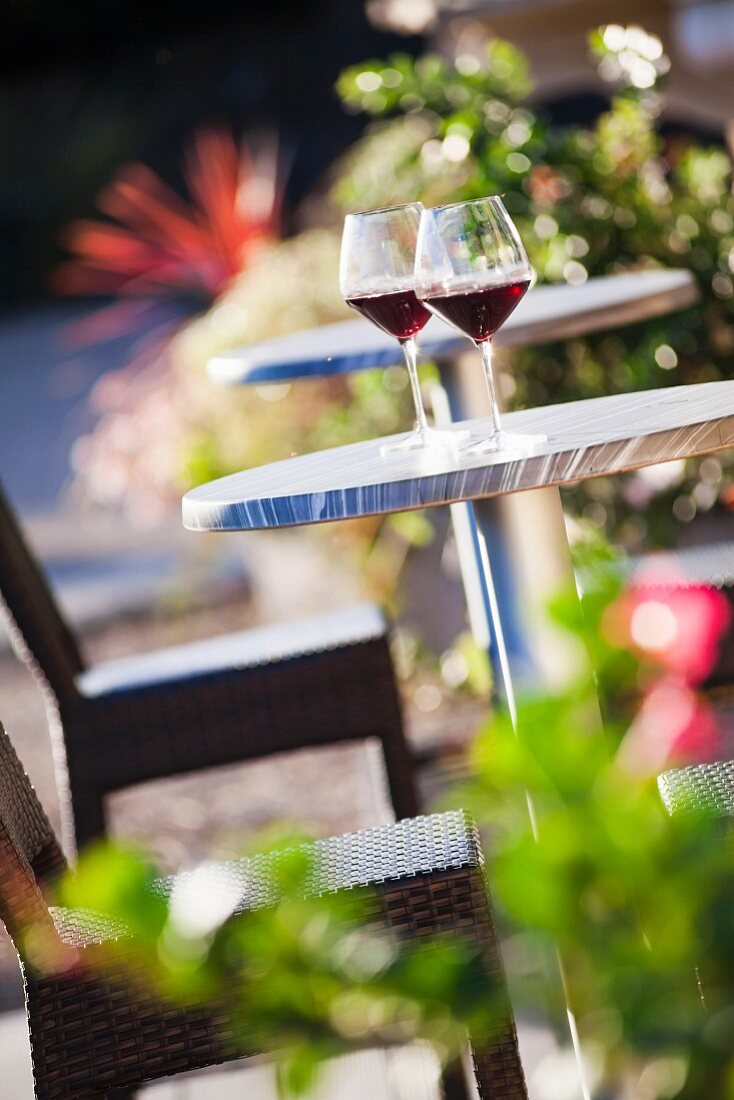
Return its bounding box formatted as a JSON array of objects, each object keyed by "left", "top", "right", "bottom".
[{"left": 0, "top": 0, "right": 733, "bottom": 1055}]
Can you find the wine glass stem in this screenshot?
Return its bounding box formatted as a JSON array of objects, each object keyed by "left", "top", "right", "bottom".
[
  {"left": 400, "top": 337, "right": 429, "bottom": 433},
  {"left": 478, "top": 338, "right": 502, "bottom": 438}
]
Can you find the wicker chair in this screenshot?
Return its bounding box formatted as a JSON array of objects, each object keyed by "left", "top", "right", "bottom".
[
  {"left": 0, "top": 720, "right": 527, "bottom": 1099},
  {"left": 0, "top": 481, "right": 418, "bottom": 851},
  {"left": 659, "top": 759, "right": 734, "bottom": 819}
]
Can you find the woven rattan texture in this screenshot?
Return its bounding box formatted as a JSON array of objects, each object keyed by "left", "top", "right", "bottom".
[
  {"left": 0, "top": 828, "right": 53, "bottom": 943},
  {"left": 0, "top": 483, "right": 85, "bottom": 699},
  {"left": 0, "top": 724, "right": 65, "bottom": 941},
  {"left": 0, "top": 495, "right": 523, "bottom": 1095},
  {"left": 380, "top": 862, "right": 527, "bottom": 1099},
  {"left": 632, "top": 543, "right": 734, "bottom": 590},
  {"left": 0, "top": 723, "right": 66, "bottom": 881},
  {"left": 150, "top": 810, "right": 484, "bottom": 911},
  {"left": 48, "top": 813, "right": 483, "bottom": 950},
  {"left": 576, "top": 542, "right": 734, "bottom": 594},
  {"left": 26, "top": 965, "right": 240, "bottom": 1100},
  {"left": 0, "top": 783, "right": 527, "bottom": 1099},
  {"left": 658, "top": 761, "right": 734, "bottom": 817},
  {"left": 50, "top": 905, "right": 131, "bottom": 947}
]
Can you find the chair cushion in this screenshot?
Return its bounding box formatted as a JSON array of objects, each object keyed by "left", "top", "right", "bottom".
[{"left": 75, "top": 604, "right": 386, "bottom": 700}]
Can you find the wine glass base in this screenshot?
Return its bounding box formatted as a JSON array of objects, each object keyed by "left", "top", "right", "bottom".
[
  {"left": 462, "top": 430, "right": 548, "bottom": 458},
  {"left": 380, "top": 426, "right": 470, "bottom": 458}
]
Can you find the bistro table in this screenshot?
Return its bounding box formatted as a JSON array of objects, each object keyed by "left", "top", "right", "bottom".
[
  {"left": 183, "top": 378, "right": 732, "bottom": 697},
  {"left": 207, "top": 269, "right": 696, "bottom": 385},
  {"left": 184, "top": 383, "right": 734, "bottom": 532},
  {"left": 188, "top": 350, "right": 729, "bottom": 1100},
  {"left": 204, "top": 269, "right": 698, "bottom": 692}
]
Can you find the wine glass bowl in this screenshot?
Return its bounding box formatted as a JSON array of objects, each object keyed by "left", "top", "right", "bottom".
[
  {"left": 340, "top": 203, "right": 467, "bottom": 457},
  {"left": 415, "top": 197, "right": 545, "bottom": 456}
]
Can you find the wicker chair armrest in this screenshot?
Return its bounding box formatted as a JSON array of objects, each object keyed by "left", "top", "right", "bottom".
[
  {"left": 51, "top": 812, "right": 481, "bottom": 945},
  {"left": 30, "top": 812, "right": 524, "bottom": 1099},
  {"left": 659, "top": 761, "right": 734, "bottom": 819},
  {"left": 151, "top": 811, "right": 482, "bottom": 911},
  {"left": 49, "top": 905, "right": 132, "bottom": 948}
]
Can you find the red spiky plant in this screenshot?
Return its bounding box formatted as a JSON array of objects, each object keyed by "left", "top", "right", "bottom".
[
  {"left": 57, "top": 127, "right": 283, "bottom": 519},
  {"left": 56, "top": 127, "right": 281, "bottom": 303}
]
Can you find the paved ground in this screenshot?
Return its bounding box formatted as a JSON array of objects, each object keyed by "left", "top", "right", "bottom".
[
  {"left": 0, "top": 301, "right": 196, "bottom": 514},
  {"left": 0, "top": 301, "right": 255, "bottom": 650}
]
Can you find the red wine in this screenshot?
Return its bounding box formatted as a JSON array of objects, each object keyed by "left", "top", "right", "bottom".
[
  {"left": 423, "top": 279, "right": 530, "bottom": 342},
  {"left": 346, "top": 289, "right": 431, "bottom": 341}
]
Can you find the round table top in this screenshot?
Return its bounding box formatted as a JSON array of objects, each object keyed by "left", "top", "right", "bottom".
[
  {"left": 183, "top": 380, "right": 734, "bottom": 532},
  {"left": 206, "top": 269, "right": 697, "bottom": 387}
]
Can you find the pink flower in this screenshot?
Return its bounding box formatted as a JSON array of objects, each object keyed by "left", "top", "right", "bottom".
[
  {"left": 604, "top": 572, "right": 730, "bottom": 685},
  {"left": 617, "top": 678, "right": 722, "bottom": 776}
]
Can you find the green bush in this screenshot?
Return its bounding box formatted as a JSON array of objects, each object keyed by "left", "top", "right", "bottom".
[
  {"left": 73, "top": 26, "right": 734, "bottom": 555},
  {"left": 333, "top": 27, "right": 734, "bottom": 547},
  {"left": 55, "top": 557, "right": 734, "bottom": 1098}
]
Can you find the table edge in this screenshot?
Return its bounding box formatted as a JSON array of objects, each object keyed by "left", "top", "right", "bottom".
[
  {"left": 206, "top": 269, "right": 699, "bottom": 386},
  {"left": 183, "top": 408, "right": 734, "bottom": 533}
]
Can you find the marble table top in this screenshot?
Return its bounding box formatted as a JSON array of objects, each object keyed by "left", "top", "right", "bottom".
[
  {"left": 183, "top": 380, "right": 734, "bottom": 532},
  {"left": 207, "top": 269, "right": 697, "bottom": 386}
]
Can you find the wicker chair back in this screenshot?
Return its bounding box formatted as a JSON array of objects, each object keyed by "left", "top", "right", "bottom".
[{"left": 0, "top": 481, "right": 85, "bottom": 700}]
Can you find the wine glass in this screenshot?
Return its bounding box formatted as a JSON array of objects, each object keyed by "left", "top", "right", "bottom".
[
  {"left": 415, "top": 196, "right": 545, "bottom": 456},
  {"left": 340, "top": 203, "right": 467, "bottom": 456}
]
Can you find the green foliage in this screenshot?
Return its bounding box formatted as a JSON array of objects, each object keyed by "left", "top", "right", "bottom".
[
  {"left": 453, "top": 565, "right": 734, "bottom": 1097},
  {"left": 333, "top": 27, "right": 734, "bottom": 549},
  {"left": 51, "top": 545, "right": 734, "bottom": 1097},
  {"left": 59, "top": 831, "right": 497, "bottom": 1096},
  {"left": 337, "top": 42, "right": 532, "bottom": 126},
  {"left": 120, "top": 23, "right": 734, "bottom": 555},
  {"left": 469, "top": 701, "right": 733, "bottom": 1079},
  {"left": 58, "top": 843, "right": 167, "bottom": 943}
]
